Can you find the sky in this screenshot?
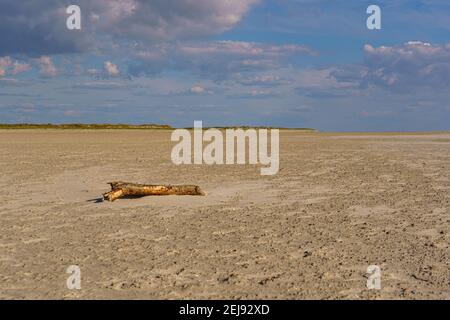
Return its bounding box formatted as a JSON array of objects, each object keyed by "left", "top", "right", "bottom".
[{"left": 0, "top": 0, "right": 450, "bottom": 131}]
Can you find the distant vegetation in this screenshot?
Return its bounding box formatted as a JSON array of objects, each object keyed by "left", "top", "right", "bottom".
[
  {"left": 0, "top": 123, "right": 316, "bottom": 131},
  {"left": 183, "top": 126, "right": 317, "bottom": 131},
  {"left": 0, "top": 123, "right": 173, "bottom": 129}
]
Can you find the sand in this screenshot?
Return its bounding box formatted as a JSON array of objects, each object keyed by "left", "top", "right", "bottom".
[{"left": 0, "top": 130, "right": 449, "bottom": 299}]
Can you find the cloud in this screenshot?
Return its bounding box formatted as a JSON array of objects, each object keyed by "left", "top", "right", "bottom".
[
  {"left": 228, "top": 89, "right": 279, "bottom": 99},
  {"left": 64, "top": 110, "right": 81, "bottom": 116},
  {"left": 293, "top": 68, "right": 359, "bottom": 98},
  {"left": 189, "top": 85, "right": 212, "bottom": 95},
  {"left": 11, "top": 61, "right": 31, "bottom": 75},
  {"left": 130, "top": 41, "right": 315, "bottom": 79},
  {"left": 0, "top": 56, "right": 11, "bottom": 76},
  {"left": 161, "top": 85, "right": 215, "bottom": 96},
  {"left": 90, "top": 0, "right": 260, "bottom": 42},
  {"left": 177, "top": 41, "right": 313, "bottom": 57},
  {"left": 37, "top": 56, "right": 57, "bottom": 77},
  {"left": 87, "top": 68, "right": 100, "bottom": 76},
  {"left": 0, "top": 1, "right": 313, "bottom": 83},
  {"left": 0, "top": 56, "right": 31, "bottom": 76},
  {"left": 0, "top": 77, "right": 31, "bottom": 87},
  {"left": 0, "top": 1, "right": 92, "bottom": 55},
  {"left": 332, "top": 42, "right": 450, "bottom": 92},
  {"left": 235, "top": 75, "right": 291, "bottom": 87},
  {"left": 72, "top": 81, "right": 129, "bottom": 90},
  {"left": 103, "top": 61, "right": 120, "bottom": 77},
  {"left": 0, "top": 0, "right": 260, "bottom": 56}
]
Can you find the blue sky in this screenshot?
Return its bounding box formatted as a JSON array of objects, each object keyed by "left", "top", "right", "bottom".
[{"left": 0, "top": 0, "right": 450, "bottom": 131}]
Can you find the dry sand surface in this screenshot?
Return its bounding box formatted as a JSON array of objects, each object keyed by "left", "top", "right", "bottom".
[{"left": 0, "top": 130, "right": 449, "bottom": 299}]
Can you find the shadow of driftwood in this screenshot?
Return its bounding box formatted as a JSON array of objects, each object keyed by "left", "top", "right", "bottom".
[
  {"left": 87, "top": 195, "right": 149, "bottom": 203},
  {"left": 120, "top": 195, "right": 147, "bottom": 199},
  {"left": 87, "top": 197, "right": 103, "bottom": 203}
]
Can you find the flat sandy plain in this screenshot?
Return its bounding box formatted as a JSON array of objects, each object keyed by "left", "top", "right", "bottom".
[{"left": 0, "top": 129, "right": 449, "bottom": 299}]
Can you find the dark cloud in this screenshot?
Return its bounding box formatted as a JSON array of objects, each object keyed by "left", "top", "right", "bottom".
[
  {"left": 0, "top": 0, "right": 260, "bottom": 56},
  {"left": 0, "top": 1, "right": 93, "bottom": 56}
]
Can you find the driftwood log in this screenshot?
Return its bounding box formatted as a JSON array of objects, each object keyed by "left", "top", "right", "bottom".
[{"left": 103, "top": 181, "right": 205, "bottom": 202}]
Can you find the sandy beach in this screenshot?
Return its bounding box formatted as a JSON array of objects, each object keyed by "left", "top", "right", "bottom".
[{"left": 0, "top": 130, "right": 449, "bottom": 299}]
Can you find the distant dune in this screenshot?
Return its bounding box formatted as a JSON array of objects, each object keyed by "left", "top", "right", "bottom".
[
  {"left": 182, "top": 126, "right": 317, "bottom": 131},
  {"left": 0, "top": 123, "right": 173, "bottom": 129},
  {"left": 0, "top": 124, "right": 317, "bottom": 131}
]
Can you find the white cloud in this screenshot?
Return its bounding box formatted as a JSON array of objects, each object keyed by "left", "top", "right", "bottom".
[
  {"left": 190, "top": 85, "right": 207, "bottom": 94},
  {"left": 332, "top": 42, "right": 450, "bottom": 92},
  {"left": 131, "top": 41, "right": 315, "bottom": 79},
  {"left": 0, "top": 56, "right": 31, "bottom": 76},
  {"left": 87, "top": 68, "right": 100, "bottom": 76},
  {"left": 11, "top": 61, "right": 31, "bottom": 75},
  {"left": 37, "top": 56, "right": 57, "bottom": 77},
  {"left": 236, "top": 75, "right": 290, "bottom": 86},
  {"left": 0, "top": 56, "right": 12, "bottom": 76},
  {"left": 229, "top": 89, "right": 279, "bottom": 99},
  {"left": 166, "top": 85, "right": 214, "bottom": 96},
  {"left": 177, "top": 41, "right": 314, "bottom": 58},
  {"left": 103, "top": 61, "right": 120, "bottom": 77},
  {"left": 72, "top": 81, "right": 127, "bottom": 90},
  {"left": 91, "top": 0, "right": 260, "bottom": 42}
]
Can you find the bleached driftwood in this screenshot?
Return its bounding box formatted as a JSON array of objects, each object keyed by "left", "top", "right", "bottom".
[{"left": 103, "top": 181, "right": 205, "bottom": 202}]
